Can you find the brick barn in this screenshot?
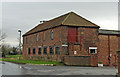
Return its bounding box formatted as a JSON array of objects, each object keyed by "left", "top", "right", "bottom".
[{"left": 23, "top": 12, "right": 120, "bottom": 66}]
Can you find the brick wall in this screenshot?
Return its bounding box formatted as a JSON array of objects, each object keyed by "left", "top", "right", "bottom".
[
  {"left": 118, "top": 36, "right": 120, "bottom": 77},
  {"left": 118, "top": 36, "right": 120, "bottom": 49},
  {"left": 98, "top": 34, "right": 119, "bottom": 66},
  {"left": 23, "top": 26, "right": 68, "bottom": 61},
  {"left": 23, "top": 26, "right": 99, "bottom": 63},
  {"left": 63, "top": 56, "right": 91, "bottom": 66},
  {"left": 68, "top": 27, "right": 99, "bottom": 56},
  {"left": 63, "top": 55, "right": 98, "bottom": 66}
]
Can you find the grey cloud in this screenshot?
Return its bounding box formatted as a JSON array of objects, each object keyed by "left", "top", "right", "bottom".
[{"left": 2, "top": 2, "right": 118, "bottom": 46}]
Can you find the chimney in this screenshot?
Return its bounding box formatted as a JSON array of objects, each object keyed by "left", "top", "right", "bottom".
[{"left": 40, "top": 20, "right": 47, "bottom": 23}]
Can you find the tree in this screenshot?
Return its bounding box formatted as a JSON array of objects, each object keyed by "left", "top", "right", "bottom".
[
  {"left": 2, "top": 45, "right": 7, "bottom": 57},
  {"left": 9, "top": 47, "right": 18, "bottom": 55},
  {"left": 0, "top": 30, "right": 7, "bottom": 57},
  {"left": 0, "top": 33, "right": 7, "bottom": 42},
  {"left": 0, "top": 30, "right": 7, "bottom": 42},
  {"left": 1, "top": 44, "right": 11, "bottom": 57}
]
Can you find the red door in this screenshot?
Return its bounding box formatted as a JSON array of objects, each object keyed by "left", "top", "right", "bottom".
[{"left": 68, "top": 27, "right": 78, "bottom": 43}]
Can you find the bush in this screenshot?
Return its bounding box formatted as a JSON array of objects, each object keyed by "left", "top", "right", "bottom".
[{"left": 98, "top": 61, "right": 102, "bottom": 64}]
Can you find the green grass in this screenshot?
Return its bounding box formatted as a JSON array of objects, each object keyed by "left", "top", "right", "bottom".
[
  {"left": 6, "top": 55, "right": 22, "bottom": 58},
  {"left": 2, "top": 55, "right": 63, "bottom": 66}
]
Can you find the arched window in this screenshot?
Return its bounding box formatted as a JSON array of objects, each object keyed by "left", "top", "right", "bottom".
[
  {"left": 49, "top": 46, "right": 54, "bottom": 54},
  {"left": 38, "top": 47, "right": 41, "bottom": 55},
  {"left": 28, "top": 48, "right": 31, "bottom": 54},
  {"left": 55, "top": 46, "right": 60, "bottom": 55},
  {"left": 26, "top": 37, "right": 28, "bottom": 44},
  {"left": 51, "top": 30, "right": 53, "bottom": 40},
  {"left": 33, "top": 48, "right": 36, "bottom": 54},
  {"left": 43, "top": 46, "right": 47, "bottom": 54},
  {"left": 36, "top": 33, "right": 39, "bottom": 42}
]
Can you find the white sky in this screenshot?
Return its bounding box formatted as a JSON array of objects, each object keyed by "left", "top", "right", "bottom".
[
  {"left": 1, "top": 0, "right": 119, "bottom": 2},
  {"left": 1, "top": 1, "right": 119, "bottom": 47}
]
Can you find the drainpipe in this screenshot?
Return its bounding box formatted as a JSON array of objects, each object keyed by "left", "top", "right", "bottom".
[
  {"left": 72, "top": 45, "right": 74, "bottom": 51},
  {"left": 68, "top": 31, "right": 70, "bottom": 55},
  {"left": 108, "top": 35, "right": 111, "bottom": 65},
  {"left": 88, "top": 46, "right": 90, "bottom": 56},
  {"left": 114, "top": 55, "right": 117, "bottom": 68},
  {"left": 80, "top": 36, "right": 82, "bottom": 51}
]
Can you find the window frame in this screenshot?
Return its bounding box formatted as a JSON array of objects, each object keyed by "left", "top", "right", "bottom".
[
  {"left": 36, "top": 33, "right": 39, "bottom": 42},
  {"left": 51, "top": 30, "right": 53, "bottom": 40},
  {"left": 28, "top": 48, "right": 31, "bottom": 55},
  {"left": 38, "top": 47, "right": 41, "bottom": 55},
  {"left": 89, "top": 47, "right": 97, "bottom": 54},
  {"left": 55, "top": 46, "right": 60, "bottom": 55},
  {"left": 33, "top": 48, "right": 36, "bottom": 55},
  {"left": 26, "top": 37, "right": 28, "bottom": 44},
  {"left": 43, "top": 46, "right": 47, "bottom": 54},
  {"left": 49, "top": 46, "right": 54, "bottom": 54}
]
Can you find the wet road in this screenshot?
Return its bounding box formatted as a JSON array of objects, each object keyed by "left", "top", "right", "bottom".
[
  {"left": 2, "top": 61, "right": 26, "bottom": 75},
  {"left": 1, "top": 61, "right": 118, "bottom": 76}
]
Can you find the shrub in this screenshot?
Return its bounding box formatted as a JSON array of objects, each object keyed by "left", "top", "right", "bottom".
[{"left": 98, "top": 61, "right": 102, "bottom": 64}]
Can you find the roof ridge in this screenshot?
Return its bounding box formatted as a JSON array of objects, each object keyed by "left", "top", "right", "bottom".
[
  {"left": 61, "top": 12, "right": 71, "bottom": 25},
  {"left": 74, "top": 13, "right": 99, "bottom": 27}
]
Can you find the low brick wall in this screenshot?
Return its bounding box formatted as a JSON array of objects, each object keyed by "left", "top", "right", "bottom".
[
  {"left": 63, "top": 56, "right": 91, "bottom": 66},
  {"left": 91, "top": 54, "right": 98, "bottom": 66}
]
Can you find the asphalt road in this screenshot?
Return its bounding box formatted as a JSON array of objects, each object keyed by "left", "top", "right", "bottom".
[
  {"left": 22, "top": 64, "right": 118, "bottom": 75},
  {"left": 1, "top": 62, "right": 118, "bottom": 77}
]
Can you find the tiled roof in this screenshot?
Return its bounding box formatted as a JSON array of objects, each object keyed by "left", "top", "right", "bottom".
[
  {"left": 23, "top": 12, "right": 100, "bottom": 36},
  {"left": 99, "top": 29, "right": 120, "bottom": 35}
]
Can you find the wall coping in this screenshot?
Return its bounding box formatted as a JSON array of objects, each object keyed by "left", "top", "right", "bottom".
[{"left": 65, "top": 56, "right": 91, "bottom": 57}]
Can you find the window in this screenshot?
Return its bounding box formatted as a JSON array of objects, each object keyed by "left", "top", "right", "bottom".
[
  {"left": 36, "top": 34, "right": 39, "bottom": 42},
  {"left": 90, "top": 49, "right": 96, "bottom": 54},
  {"left": 28, "top": 48, "right": 31, "bottom": 54},
  {"left": 89, "top": 47, "right": 97, "bottom": 54},
  {"left": 49, "top": 46, "right": 54, "bottom": 54},
  {"left": 38, "top": 47, "right": 41, "bottom": 54},
  {"left": 55, "top": 46, "right": 60, "bottom": 54},
  {"left": 43, "top": 47, "right": 47, "bottom": 54},
  {"left": 33, "top": 48, "right": 36, "bottom": 54},
  {"left": 51, "top": 30, "right": 53, "bottom": 40},
  {"left": 26, "top": 37, "right": 28, "bottom": 44}
]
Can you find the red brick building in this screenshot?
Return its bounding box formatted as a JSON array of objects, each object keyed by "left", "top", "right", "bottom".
[
  {"left": 98, "top": 29, "right": 120, "bottom": 66},
  {"left": 23, "top": 12, "right": 120, "bottom": 66}
]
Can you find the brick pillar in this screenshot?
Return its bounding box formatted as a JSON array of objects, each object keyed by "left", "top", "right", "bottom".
[{"left": 117, "top": 50, "right": 120, "bottom": 77}]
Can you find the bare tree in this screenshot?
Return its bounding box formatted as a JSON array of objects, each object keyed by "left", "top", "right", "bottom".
[
  {"left": 0, "top": 30, "right": 7, "bottom": 57},
  {"left": 0, "top": 30, "right": 7, "bottom": 42},
  {"left": 0, "top": 33, "right": 6, "bottom": 41}
]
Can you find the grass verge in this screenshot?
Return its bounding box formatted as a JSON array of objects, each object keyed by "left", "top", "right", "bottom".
[{"left": 1, "top": 55, "right": 63, "bottom": 66}]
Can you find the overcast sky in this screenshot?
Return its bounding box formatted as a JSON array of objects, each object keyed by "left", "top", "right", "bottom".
[{"left": 1, "top": 1, "right": 118, "bottom": 47}]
